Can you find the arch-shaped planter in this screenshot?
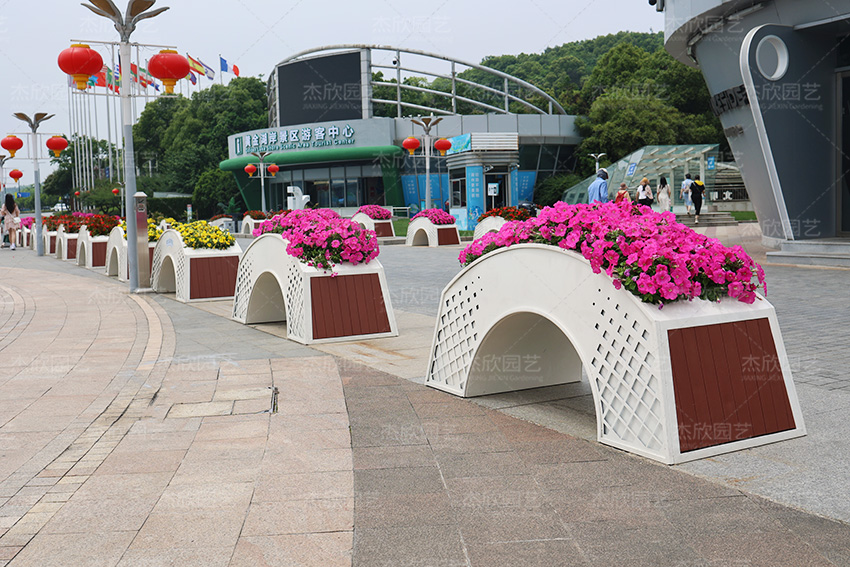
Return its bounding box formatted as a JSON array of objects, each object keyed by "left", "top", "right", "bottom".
[
  {"left": 405, "top": 217, "right": 460, "bottom": 247},
  {"left": 426, "top": 243, "right": 806, "bottom": 465},
  {"left": 241, "top": 215, "right": 261, "bottom": 236},
  {"left": 210, "top": 217, "right": 237, "bottom": 233},
  {"left": 472, "top": 216, "right": 508, "bottom": 241},
  {"left": 42, "top": 228, "right": 58, "bottom": 255},
  {"left": 232, "top": 233, "right": 397, "bottom": 344},
  {"left": 351, "top": 212, "right": 395, "bottom": 238},
  {"left": 55, "top": 225, "right": 79, "bottom": 261},
  {"left": 17, "top": 226, "right": 31, "bottom": 248},
  {"left": 151, "top": 229, "right": 242, "bottom": 302},
  {"left": 76, "top": 226, "right": 110, "bottom": 269},
  {"left": 104, "top": 226, "right": 157, "bottom": 281}
]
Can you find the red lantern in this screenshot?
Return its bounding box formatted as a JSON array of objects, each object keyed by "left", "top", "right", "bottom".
[
  {"left": 267, "top": 163, "right": 279, "bottom": 175},
  {"left": 58, "top": 44, "right": 104, "bottom": 91},
  {"left": 402, "top": 136, "right": 420, "bottom": 155},
  {"left": 244, "top": 164, "right": 257, "bottom": 177},
  {"left": 434, "top": 138, "right": 452, "bottom": 156},
  {"left": 46, "top": 136, "right": 69, "bottom": 158},
  {"left": 75, "top": 191, "right": 81, "bottom": 197},
  {"left": 2, "top": 135, "right": 24, "bottom": 158},
  {"left": 112, "top": 188, "right": 120, "bottom": 195},
  {"left": 148, "top": 50, "right": 190, "bottom": 94},
  {"left": 9, "top": 169, "right": 23, "bottom": 183}
]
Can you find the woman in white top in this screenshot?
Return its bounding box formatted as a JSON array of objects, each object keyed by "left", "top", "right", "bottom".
[
  {"left": 1, "top": 194, "right": 20, "bottom": 250},
  {"left": 657, "top": 176, "right": 672, "bottom": 212},
  {"left": 636, "top": 178, "right": 654, "bottom": 207}
]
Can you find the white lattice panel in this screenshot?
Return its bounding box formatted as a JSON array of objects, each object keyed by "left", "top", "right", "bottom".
[
  {"left": 284, "top": 254, "right": 306, "bottom": 340},
  {"left": 472, "top": 217, "right": 507, "bottom": 241},
  {"left": 425, "top": 243, "right": 805, "bottom": 464}
]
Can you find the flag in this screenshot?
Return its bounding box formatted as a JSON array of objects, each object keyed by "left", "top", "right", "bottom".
[
  {"left": 186, "top": 71, "right": 197, "bottom": 85},
  {"left": 220, "top": 57, "right": 240, "bottom": 77},
  {"left": 196, "top": 57, "right": 215, "bottom": 80},
  {"left": 187, "top": 54, "right": 206, "bottom": 76}
]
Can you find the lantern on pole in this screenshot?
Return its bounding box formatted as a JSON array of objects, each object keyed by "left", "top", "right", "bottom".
[
  {"left": 46, "top": 136, "right": 69, "bottom": 158},
  {"left": 148, "top": 49, "right": 190, "bottom": 94},
  {"left": 75, "top": 190, "right": 81, "bottom": 197},
  {"left": 1, "top": 135, "right": 24, "bottom": 158},
  {"left": 244, "top": 164, "right": 257, "bottom": 177},
  {"left": 402, "top": 136, "right": 420, "bottom": 155},
  {"left": 267, "top": 163, "right": 279, "bottom": 175},
  {"left": 9, "top": 169, "right": 23, "bottom": 184},
  {"left": 112, "top": 187, "right": 120, "bottom": 195},
  {"left": 434, "top": 138, "right": 452, "bottom": 156},
  {"left": 57, "top": 44, "right": 104, "bottom": 91}
]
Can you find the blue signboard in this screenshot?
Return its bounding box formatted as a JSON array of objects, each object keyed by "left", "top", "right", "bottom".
[
  {"left": 400, "top": 175, "right": 419, "bottom": 209},
  {"left": 446, "top": 133, "right": 471, "bottom": 155},
  {"left": 707, "top": 156, "right": 716, "bottom": 170},
  {"left": 465, "top": 165, "right": 484, "bottom": 229},
  {"left": 627, "top": 163, "right": 637, "bottom": 177},
  {"left": 516, "top": 171, "right": 537, "bottom": 204},
  {"left": 16, "top": 192, "right": 31, "bottom": 198}
]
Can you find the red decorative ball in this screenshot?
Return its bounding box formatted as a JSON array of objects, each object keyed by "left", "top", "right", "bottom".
[
  {"left": 58, "top": 44, "right": 103, "bottom": 91},
  {"left": 267, "top": 164, "right": 279, "bottom": 175},
  {"left": 2, "top": 135, "right": 24, "bottom": 158},
  {"left": 402, "top": 136, "right": 420, "bottom": 155},
  {"left": 434, "top": 138, "right": 452, "bottom": 155},
  {"left": 244, "top": 164, "right": 257, "bottom": 176},
  {"left": 74, "top": 191, "right": 81, "bottom": 197},
  {"left": 148, "top": 50, "right": 190, "bottom": 94},
  {"left": 46, "top": 136, "right": 69, "bottom": 158},
  {"left": 9, "top": 169, "right": 23, "bottom": 181},
  {"left": 112, "top": 188, "right": 120, "bottom": 195}
]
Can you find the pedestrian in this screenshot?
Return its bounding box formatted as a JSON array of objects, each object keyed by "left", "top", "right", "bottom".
[
  {"left": 681, "top": 173, "right": 694, "bottom": 215},
  {"left": 657, "top": 176, "right": 672, "bottom": 212},
  {"left": 444, "top": 200, "right": 450, "bottom": 213},
  {"left": 587, "top": 168, "right": 609, "bottom": 204},
  {"left": 1, "top": 194, "right": 20, "bottom": 250},
  {"left": 614, "top": 182, "right": 631, "bottom": 204},
  {"left": 636, "top": 177, "right": 654, "bottom": 207},
  {"left": 691, "top": 174, "right": 706, "bottom": 224}
]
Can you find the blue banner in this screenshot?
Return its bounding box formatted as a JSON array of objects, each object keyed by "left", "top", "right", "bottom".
[
  {"left": 466, "top": 165, "right": 484, "bottom": 229},
  {"left": 400, "top": 175, "right": 419, "bottom": 209},
  {"left": 515, "top": 171, "right": 536, "bottom": 204},
  {"left": 16, "top": 192, "right": 31, "bottom": 198},
  {"left": 446, "top": 133, "right": 471, "bottom": 155}
]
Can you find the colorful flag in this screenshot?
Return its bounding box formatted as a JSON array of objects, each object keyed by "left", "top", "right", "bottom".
[
  {"left": 220, "top": 57, "right": 240, "bottom": 77},
  {"left": 186, "top": 71, "right": 197, "bottom": 85},
  {"left": 196, "top": 57, "right": 215, "bottom": 80},
  {"left": 186, "top": 54, "right": 206, "bottom": 76}
]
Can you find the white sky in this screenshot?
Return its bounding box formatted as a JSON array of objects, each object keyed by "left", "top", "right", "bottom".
[{"left": 0, "top": 0, "right": 664, "bottom": 183}]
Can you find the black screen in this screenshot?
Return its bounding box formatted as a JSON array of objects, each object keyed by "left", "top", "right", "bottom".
[{"left": 277, "top": 51, "right": 362, "bottom": 126}]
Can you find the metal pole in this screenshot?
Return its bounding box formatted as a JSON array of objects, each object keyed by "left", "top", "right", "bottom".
[
  {"left": 31, "top": 127, "right": 44, "bottom": 257},
  {"left": 260, "top": 158, "right": 267, "bottom": 213},
  {"left": 424, "top": 132, "right": 431, "bottom": 210},
  {"left": 119, "top": 41, "right": 141, "bottom": 291}
]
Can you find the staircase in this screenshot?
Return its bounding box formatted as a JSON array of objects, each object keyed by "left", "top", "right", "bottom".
[
  {"left": 766, "top": 239, "right": 850, "bottom": 268},
  {"left": 675, "top": 211, "right": 738, "bottom": 227}
]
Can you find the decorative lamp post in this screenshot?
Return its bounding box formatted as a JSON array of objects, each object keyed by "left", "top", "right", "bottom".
[
  {"left": 12, "top": 112, "right": 58, "bottom": 256},
  {"left": 402, "top": 136, "right": 420, "bottom": 155},
  {"left": 147, "top": 49, "right": 189, "bottom": 94},
  {"left": 248, "top": 151, "right": 273, "bottom": 213},
  {"left": 589, "top": 152, "right": 606, "bottom": 172},
  {"left": 410, "top": 117, "right": 444, "bottom": 209},
  {"left": 77, "top": 0, "right": 171, "bottom": 291},
  {"left": 10, "top": 170, "right": 23, "bottom": 183},
  {"left": 2, "top": 135, "right": 24, "bottom": 158},
  {"left": 46, "top": 136, "right": 69, "bottom": 158},
  {"left": 0, "top": 155, "right": 8, "bottom": 200},
  {"left": 57, "top": 44, "right": 104, "bottom": 90}
]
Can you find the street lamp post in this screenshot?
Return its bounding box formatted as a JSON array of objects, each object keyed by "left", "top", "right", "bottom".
[
  {"left": 12, "top": 113, "right": 54, "bottom": 256},
  {"left": 0, "top": 155, "right": 8, "bottom": 201},
  {"left": 589, "top": 152, "right": 606, "bottom": 172},
  {"left": 80, "top": 0, "right": 170, "bottom": 291},
  {"left": 411, "top": 116, "right": 443, "bottom": 210},
  {"left": 250, "top": 151, "right": 273, "bottom": 213}
]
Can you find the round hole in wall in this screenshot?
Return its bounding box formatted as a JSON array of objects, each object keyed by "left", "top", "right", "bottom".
[{"left": 756, "top": 35, "right": 789, "bottom": 81}]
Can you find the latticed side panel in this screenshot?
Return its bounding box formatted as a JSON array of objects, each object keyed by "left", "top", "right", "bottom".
[
  {"left": 232, "top": 256, "right": 255, "bottom": 321},
  {"left": 587, "top": 289, "right": 665, "bottom": 454},
  {"left": 472, "top": 217, "right": 507, "bottom": 241},
  {"left": 427, "top": 275, "right": 483, "bottom": 392},
  {"left": 284, "top": 260, "right": 305, "bottom": 340},
  {"left": 174, "top": 250, "right": 188, "bottom": 301},
  {"left": 151, "top": 244, "right": 165, "bottom": 288}
]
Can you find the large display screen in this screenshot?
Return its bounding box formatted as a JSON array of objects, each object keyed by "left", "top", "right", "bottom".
[{"left": 277, "top": 51, "right": 363, "bottom": 126}]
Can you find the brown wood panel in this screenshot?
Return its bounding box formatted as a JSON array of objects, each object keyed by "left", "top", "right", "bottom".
[
  {"left": 310, "top": 273, "right": 390, "bottom": 340},
  {"left": 669, "top": 318, "right": 796, "bottom": 453},
  {"left": 374, "top": 221, "right": 394, "bottom": 238},
  {"left": 49, "top": 235, "right": 56, "bottom": 254},
  {"left": 437, "top": 227, "right": 460, "bottom": 245},
  {"left": 189, "top": 256, "right": 239, "bottom": 299},
  {"left": 148, "top": 247, "right": 155, "bottom": 270},
  {"left": 66, "top": 238, "right": 77, "bottom": 260},
  {"left": 91, "top": 242, "right": 107, "bottom": 267}
]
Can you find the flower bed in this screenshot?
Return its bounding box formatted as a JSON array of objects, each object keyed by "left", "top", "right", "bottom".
[
  {"left": 253, "top": 209, "right": 377, "bottom": 272},
  {"left": 460, "top": 201, "right": 764, "bottom": 305},
  {"left": 20, "top": 217, "right": 34, "bottom": 229},
  {"left": 356, "top": 205, "right": 392, "bottom": 220},
  {"left": 412, "top": 208, "right": 455, "bottom": 225},
  {"left": 477, "top": 206, "right": 531, "bottom": 223},
  {"left": 173, "top": 221, "right": 236, "bottom": 250},
  {"left": 120, "top": 218, "right": 165, "bottom": 242}
]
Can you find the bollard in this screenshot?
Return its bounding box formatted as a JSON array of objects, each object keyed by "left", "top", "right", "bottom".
[{"left": 134, "top": 192, "right": 151, "bottom": 289}]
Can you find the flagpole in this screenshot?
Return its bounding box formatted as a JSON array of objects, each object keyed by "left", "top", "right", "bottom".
[{"left": 219, "top": 55, "right": 223, "bottom": 85}]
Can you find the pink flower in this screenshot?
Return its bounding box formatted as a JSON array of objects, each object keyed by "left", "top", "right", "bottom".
[{"left": 412, "top": 208, "right": 456, "bottom": 225}]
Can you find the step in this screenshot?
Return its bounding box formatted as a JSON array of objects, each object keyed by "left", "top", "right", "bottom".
[
  {"left": 765, "top": 250, "right": 850, "bottom": 268},
  {"left": 777, "top": 239, "right": 850, "bottom": 256}
]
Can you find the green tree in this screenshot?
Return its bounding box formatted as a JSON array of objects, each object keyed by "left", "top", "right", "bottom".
[{"left": 193, "top": 168, "right": 241, "bottom": 219}]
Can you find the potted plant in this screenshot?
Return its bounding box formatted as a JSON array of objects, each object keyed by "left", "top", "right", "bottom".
[
  {"left": 351, "top": 205, "right": 395, "bottom": 238},
  {"left": 405, "top": 208, "right": 460, "bottom": 247}
]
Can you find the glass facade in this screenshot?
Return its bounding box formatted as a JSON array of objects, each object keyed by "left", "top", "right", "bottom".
[{"left": 264, "top": 162, "right": 386, "bottom": 210}]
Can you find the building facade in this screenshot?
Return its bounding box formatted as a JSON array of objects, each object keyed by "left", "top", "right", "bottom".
[
  {"left": 657, "top": 0, "right": 850, "bottom": 242},
  {"left": 219, "top": 46, "right": 580, "bottom": 229}
]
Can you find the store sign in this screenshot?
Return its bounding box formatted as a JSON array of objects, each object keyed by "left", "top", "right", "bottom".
[
  {"left": 710, "top": 85, "right": 749, "bottom": 117},
  {"left": 236, "top": 124, "right": 356, "bottom": 155}
]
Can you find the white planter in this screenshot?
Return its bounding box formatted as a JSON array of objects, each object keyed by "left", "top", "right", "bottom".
[
  {"left": 76, "top": 226, "right": 110, "bottom": 268},
  {"left": 241, "top": 215, "right": 261, "bottom": 236},
  {"left": 151, "top": 229, "right": 242, "bottom": 302},
  {"left": 210, "top": 217, "right": 237, "bottom": 233},
  {"left": 42, "top": 229, "right": 58, "bottom": 255},
  {"left": 232, "top": 233, "right": 397, "bottom": 344},
  {"left": 17, "top": 226, "right": 30, "bottom": 248},
  {"left": 405, "top": 217, "right": 460, "bottom": 247},
  {"left": 472, "top": 216, "right": 508, "bottom": 240},
  {"left": 351, "top": 212, "right": 396, "bottom": 238},
  {"left": 104, "top": 226, "right": 157, "bottom": 281},
  {"left": 426, "top": 243, "right": 805, "bottom": 465},
  {"left": 55, "top": 225, "right": 80, "bottom": 261}
]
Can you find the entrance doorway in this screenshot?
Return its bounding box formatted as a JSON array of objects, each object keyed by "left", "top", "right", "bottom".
[
  {"left": 484, "top": 169, "right": 508, "bottom": 211},
  {"left": 840, "top": 73, "right": 850, "bottom": 234}
]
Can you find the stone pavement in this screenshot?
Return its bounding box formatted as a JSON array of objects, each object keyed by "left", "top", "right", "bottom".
[{"left": 0, "top": 225, "right": 847, "bottom": 566}]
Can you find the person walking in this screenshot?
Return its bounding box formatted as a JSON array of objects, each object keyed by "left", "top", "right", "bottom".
[
  {"left": 636, "top": 177, "right": 654, "bottom": 207},
  {"left": 614, "top": 182, "right": 631, "bottom": 204},
  {"left": 691, "top": 174, "right": 706, "bottom": 224},
  {"left": 587, "top": 168, "right": 609, "bottom": 204},
  {"left": 1, "top": 194, "right": 20, "bottom": 250},
  {"left": 657, "top": 176, "right": 672, "bottom": 212},
  {"left": 681, "top": 173, "right": 694, "bottom": 215}
]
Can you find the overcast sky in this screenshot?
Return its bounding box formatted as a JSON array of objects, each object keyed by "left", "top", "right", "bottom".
[{"left": 0, "top": 0, "right": 664, "bottom": 183}]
